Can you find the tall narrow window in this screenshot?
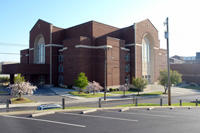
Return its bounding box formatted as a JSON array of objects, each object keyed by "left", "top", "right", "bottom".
[
  {"left": 142, "top": 36, "right": 151, "bottom": 82},
  {"left": 34, "top": 34, "right": 45, "bottom": 64}
]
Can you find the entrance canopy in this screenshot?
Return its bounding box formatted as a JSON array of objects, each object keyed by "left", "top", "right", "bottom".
[{"left": 2, "top": 64, "right": 49, "bottom": 74}]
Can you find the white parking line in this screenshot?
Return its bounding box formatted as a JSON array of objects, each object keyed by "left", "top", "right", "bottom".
[
  {"left": 61, "top": 112, "right": 138, "bottom": 122},
  {"left": 105, "top": 111, "right": 174, "bottom": 118},
  {"left": 2, "top": 115, "right": 86, "bottom": 128}
]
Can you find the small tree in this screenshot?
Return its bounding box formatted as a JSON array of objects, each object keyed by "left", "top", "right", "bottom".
[
  {"left": 14, "top": 74, "right": 25, "bottom": 84},
  {"left": 132, "top": 77, "right": 148, "bottom": 95},
  {"left": 86, "top": 81, "right": 103, "bottom": 95},
  {"left": 74, "top": 72, "right": 88, "bottom": 93},
  {"left": 159, "top": 70, "right": 182, "bottom": 94},
  {"left": 9, "top": 81, "right": 37, "bottom": 100}
]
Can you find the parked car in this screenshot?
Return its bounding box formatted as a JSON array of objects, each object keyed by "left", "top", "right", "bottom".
[{"left": 37, "top": 104, "right": 62, "bottom": 110}]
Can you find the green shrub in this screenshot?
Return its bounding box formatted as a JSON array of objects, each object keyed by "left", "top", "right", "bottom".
[
  {"left": 132, "top": 77, "right": 148, "bottom": 95},
  {"left": 159, "top": 70, "right": 182, "bottom": 93},
  {"left": 14, "top": 74, "right": 25, "bottom": 84},
  {"left": 74, "top": 72, "right": 88, "bottom": 93}
]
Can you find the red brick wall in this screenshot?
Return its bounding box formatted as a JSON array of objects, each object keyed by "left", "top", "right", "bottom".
[
  {"left": 29, "top": 19, "right": 51, "bottom": 64},
  {"left": 20, "top": 49, "right": 29, "bottom": 64},
  {"left": 65, "top": 21, "right": 92, "bottom": 40},
  {"left": 134, "top": 19, "right": 166, "bottom": 82},
  {"left": 62, "top": 36, "right": 92, "bottom": 86},
  {"left": 171, "top": 64, "right": 200, "bottom": 83},
  {"left": 92, "top": 21, "right": 119, "bottom": 38}
]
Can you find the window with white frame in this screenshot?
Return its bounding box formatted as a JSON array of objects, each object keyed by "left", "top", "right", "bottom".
[
  {"left": 142, "top": 36, "right": 151, "bottom": 81},
  {"left": 34, "top": 35, "right": 45, "bottom": 64}
]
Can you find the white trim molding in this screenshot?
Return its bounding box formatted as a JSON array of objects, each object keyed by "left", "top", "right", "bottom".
[
  {"left": 25, "top": 54, "right": 29, "bottom": 57},
  {"left": 45, "top": 44, "right": 64, "bottom": 47},
  {"left": 154, "top": 47, "right": 159, "bottom": 50},
  {"left": 59, "top": 47, "right": 68, "bottom": 52},
  {"left": 29, "top": 48, "right": 34, "bottom": 50},
  {"left": 121, "top": 47, "right": 130, "bottom": 51},
  {"left": 75, "top": 45, "right": 112, "bottom": 49},
  {"left": 125, "top": 43, "right": 142, "bottom": 47}
]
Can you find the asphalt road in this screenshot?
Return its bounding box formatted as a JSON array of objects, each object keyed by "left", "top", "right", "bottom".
[{"left": 1, "top": 108, "right": 200, "bottom": 133}]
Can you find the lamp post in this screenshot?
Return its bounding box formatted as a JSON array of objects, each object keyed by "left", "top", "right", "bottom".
[
  {"left": 104, "top": 47, "right": 107, "bottom": 100},
  {"left": 164, "top": 17, "right": 171, "bottom": 106}
]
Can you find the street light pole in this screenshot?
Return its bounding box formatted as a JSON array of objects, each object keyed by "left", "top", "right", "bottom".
[
  {"left": 165, "top": 17, "right": 171, "bottom": 106},
  {"left": 104, "top": 48, "right": 107, "bottom": 100}
]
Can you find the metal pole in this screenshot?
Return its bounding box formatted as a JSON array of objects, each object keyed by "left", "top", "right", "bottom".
[
  {"left": 165, "top": 17, "right": 171, "bottom": 106},
  {"left": 6, "top": 99, "right": 9, "bottom": 112},
  {"left": 180, "top": 99, "right": 182, "bottom": 106},
  {"left": 135, "top": 98, "right": 138, "bottom": 106},
  {"left": 104, "top": 48, "right": 107, "bottom": 100},
  {"left": 160, "top": 98, "right": 163, "bottom": 106},
  {"left": 99, "top": 98, "right": 101, "bottom": 108},
  {"left": 196, "top": 99, "right": 198, "bottom": 106},
  {"left": 62, "top": 98, "right": 65, "bottom": 109}
]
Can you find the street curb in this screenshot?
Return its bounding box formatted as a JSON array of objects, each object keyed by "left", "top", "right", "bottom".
[
  {"left": 147, "top": 107, "right": 154, "bottom": 110},
  {"left": 119, "top": 107, "right": 130, "bottom": 112},
  {"left": 31, "top": 111, "right": 55, "bottom": 117},
  {"left": 0, "top": 106, "right": 200, "bottom": 116},
  {"left": 81, "top": 109, "right": 97, "bottom": 114}
]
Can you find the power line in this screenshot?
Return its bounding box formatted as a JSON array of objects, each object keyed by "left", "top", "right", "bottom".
[
  {"left": 0, "top": 42, "right": 28, "bottom": 47},
  {"left": 0, "top": 52, "right": 21, "bottom": 55}
]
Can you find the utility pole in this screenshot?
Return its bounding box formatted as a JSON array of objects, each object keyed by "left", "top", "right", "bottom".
[{"left": 164, "top": 17, "right": 171, "bottom": 105}]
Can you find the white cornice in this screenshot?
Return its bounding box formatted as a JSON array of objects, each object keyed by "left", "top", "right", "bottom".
[
  {"left": 121, "top": 47, "right": 130, "bottom": 51},
  {"left": 75, "top": 45, "right": 112, "bottom": 49},
  {"left": 45, "top": 44, "right": 64, "bottom": 47},
  {"left": 29, "top": 48, "right": 34, "bottom": 50},
  {"left": 125, "top": 43, "right": 142, "bottom": 47},
  {"left": 59, "top": 47, "right": 68, "bottom": 52},
  {"left": 154, "top": 47, "right": 159, "bottom": 50}
]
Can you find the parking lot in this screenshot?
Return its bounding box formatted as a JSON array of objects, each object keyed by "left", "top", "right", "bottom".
[{"left": 0, "top": 108, "right": 200, "bottom": 133}]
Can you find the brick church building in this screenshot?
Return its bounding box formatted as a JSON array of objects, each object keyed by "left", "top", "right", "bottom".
[{"left": 2, "top": 19, "right": 167, "bottom": 88}]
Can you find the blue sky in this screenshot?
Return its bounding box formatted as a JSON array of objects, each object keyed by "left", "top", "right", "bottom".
[{"left": 0, "top": 0, "right": 200, "bottom": 62}]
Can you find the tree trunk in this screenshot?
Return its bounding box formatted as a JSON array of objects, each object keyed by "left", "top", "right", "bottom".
[
  {"left": 93, "top": 89, "right": 95, "bottom": 95},
  {"left": 18, "top": 92, "right": 22, "bottom": 100},
  {"left": 164, "top": 86, "right": 167, "bottom": 94}
]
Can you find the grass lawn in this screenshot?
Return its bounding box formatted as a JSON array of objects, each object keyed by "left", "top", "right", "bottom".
[
  {"left": 11, "top": 97, "right": 34, "bottom": 104},
  {"left": 138, "top": 91, "right": 163, "bottom": 96},
  {"left": 69, "top": 91, "right": 114, "bottom": 98},
  {"left": 48, "top": 106, "right": 96, "bottom": 110},
  {"left": 109, "top": 91, "right": 137, "bottom": 95},
  {"left": 110, "top": 91, "right": 163, "bottom": 96},
  {"left": 116, "top": 102, "right": 199, "bottom": 107},
  {"left": 0, "top": 90, "right": 8, "bottom": 94}
]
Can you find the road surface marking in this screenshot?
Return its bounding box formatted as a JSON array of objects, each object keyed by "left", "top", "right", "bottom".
[
  {"left": 2, "top": 115, "right": 86, "bottom": 128},
  {"left": 105, "top": 110, "right": 174, "bottom": 118},
  {"left": 61, "top": 112, "right": 138, "bottom": 122}
]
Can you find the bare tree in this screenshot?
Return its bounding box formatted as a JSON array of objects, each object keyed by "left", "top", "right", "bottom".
[{"left": 86, "top": 81, "right": 103, "bottom": 95}]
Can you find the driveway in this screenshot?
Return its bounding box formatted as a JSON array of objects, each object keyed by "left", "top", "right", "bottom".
[{"left": 24, "top": 87, "right": 76, "bottom": 103}]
